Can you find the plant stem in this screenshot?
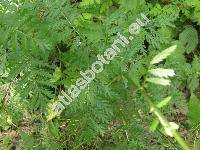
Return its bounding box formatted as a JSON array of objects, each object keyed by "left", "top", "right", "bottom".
[{"left": 140, "top": 88, "right": 190, "bottom": 150}]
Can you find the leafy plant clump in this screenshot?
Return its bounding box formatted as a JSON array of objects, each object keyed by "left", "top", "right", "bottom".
[{"left": 0, "top": 0, "right": 200, "bottom": 149}]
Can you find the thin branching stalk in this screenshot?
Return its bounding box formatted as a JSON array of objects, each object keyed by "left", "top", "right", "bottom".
[{"left": 140, "top": 87, "right": 190, "bottom": 150}]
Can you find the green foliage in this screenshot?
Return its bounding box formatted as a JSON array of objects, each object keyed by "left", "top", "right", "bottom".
[
  {"left": 0, "top": 0, "right": 200, "bottom": 149},
  {"left": 188, "top": 94, "right": 200, "bottom": 129},
  {"left": 179, "top": 25, "right": 198, "bottom": 53},
  {"left": 186, "top": 0, "right": 200, "bottom": 24}
]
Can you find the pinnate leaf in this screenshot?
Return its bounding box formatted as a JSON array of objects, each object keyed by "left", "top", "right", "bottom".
[
  {"left": 146, "top": 77, "right": 171, "bottom": 86},
  {"left": 150, "top": 45, "right": 177, "bottom": 65},
  {"left": 149, "top": 68, "right": 175, "bottom": 78}
]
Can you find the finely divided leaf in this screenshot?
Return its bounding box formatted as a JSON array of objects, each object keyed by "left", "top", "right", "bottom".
[{"left": 179, "top": 25, "right": 198, "bottom": 53}]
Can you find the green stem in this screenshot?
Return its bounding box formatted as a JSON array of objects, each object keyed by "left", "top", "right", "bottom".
[{"left": 140, "top": 88, "right": 190, "bottom": 150}]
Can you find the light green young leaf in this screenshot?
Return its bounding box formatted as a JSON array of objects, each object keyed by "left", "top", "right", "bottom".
[
  {"left": 51, "top": 67, "right": 61, "bottom": 83},
  {"left": 0, "top": 4, "right": 4, "bottom": 12},
  {"left": 150, "top": 45, "right": 177, "bottom": 65},
  {"left": 150, "top": 118, "right": 159, "bottom": 132},
  {"left": 82, "top": 13, "right": 92, "bottom": 20},
  {"left": 157, "top": 96, "right": 171, "bottom": 108},
  {"left": 146, "top": 77, "right": 171, "bottom": 86},
  {"left": 149, "top": 68, "right": 175, "bottom": 78},
  {"left": 46, "top": 101, "right": 61, "bottom": 122}
]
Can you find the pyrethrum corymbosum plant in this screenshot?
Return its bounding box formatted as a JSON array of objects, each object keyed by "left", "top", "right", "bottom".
[{"left": 0, "top": 0, "right": 200, "bottom": 149}]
